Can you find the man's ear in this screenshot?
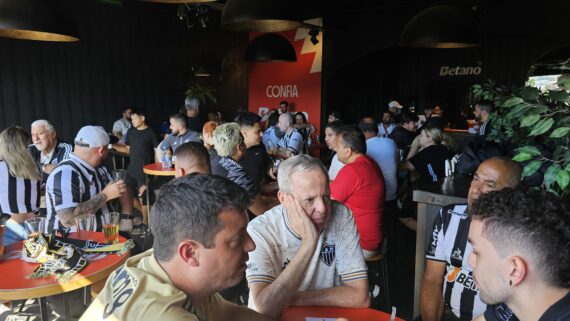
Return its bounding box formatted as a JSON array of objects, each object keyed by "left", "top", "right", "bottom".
[
  {"left": 508, "top": 255, "right": 527, "bottom": 286},
  {"left": 176, "top": 166, "right": 186, "bottom": 178},
  {"left": 277, "top": 191, "right": 287, "bottom": 204},
  {"left": 240, "top": 128, "right": 248, "bottom": 138},
  {"left": 178, "top": 240, "right": 201, "bottom": 267}
]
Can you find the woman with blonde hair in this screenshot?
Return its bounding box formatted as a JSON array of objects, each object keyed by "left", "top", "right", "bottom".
[
  {"left": 402, "top": 126, "right": 453, "bottom": 184},
  {"left": 202, "top": 120, "right": 219, "bottom": 158},
  {"left": 0, "top": 126, "right": 41, "bottom": 246}
]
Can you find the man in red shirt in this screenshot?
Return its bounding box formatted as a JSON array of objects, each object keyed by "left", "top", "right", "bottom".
[{"left": 330, "top": 126, "right": 386, "bottom": 258}]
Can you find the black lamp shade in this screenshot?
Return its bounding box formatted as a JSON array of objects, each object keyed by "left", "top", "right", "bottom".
[
  {"left": 137, "top": 0, "right": 215, "bottom": 3},
  {"left": 244, "top": 33, "right": 297, "bottom": 62},
  {"left": 222, "top": 0, "right": 302, "bottom": 32},
  {"left": 528, "top": 46, "right": 570, "bottom": 76},
  {"left": 0, "top": 0, "right": 78, "bottom": 42},
  {"left": 400, "top": 5, "right": 480, "bottom": 48}
]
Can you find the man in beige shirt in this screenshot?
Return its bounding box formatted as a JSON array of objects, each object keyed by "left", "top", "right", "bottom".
[{"left": 80, "top": 174, "right": 272, "bottom": 321}]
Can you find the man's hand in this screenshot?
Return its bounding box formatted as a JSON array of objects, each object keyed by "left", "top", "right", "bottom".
[
  {"left": 102, "top": 179, "right": 127, "bottom": 201},
  {"left": 138, "top": 185, "right": 147, "bottom": 198},
  {"left": 43, "top": 164, "right": 56, "bottom": 174},
  {"left": 283, "top": 194, "right": 317, "bottom": 244}
]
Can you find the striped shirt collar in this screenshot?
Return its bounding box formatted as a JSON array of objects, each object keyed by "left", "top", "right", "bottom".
[{"left": 68, "top": 154, "right": 97, "bottom": 181}]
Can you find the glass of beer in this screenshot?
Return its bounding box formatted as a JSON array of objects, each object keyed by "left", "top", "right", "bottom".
[
  {"left": 75, "top": 214, "right": 96, "bottom": 237},
  {"left": 24, "top": 217, "right": 46, "bottom": 238},
  {"left": 102, "top": 212, "right": 120, "bottom": 243}
]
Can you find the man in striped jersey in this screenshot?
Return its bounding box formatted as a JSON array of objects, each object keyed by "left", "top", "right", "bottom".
[
  {"left": 421, "top": 157, "right": 522, "bottom": 321},
  {"left": 246, "top": 155, "right": 369, "bottom": 319},
  {"left": 29, "top": 119, "right": 72, "bottom": 183},
  {"left": 46, "top": 125, "right": 132, "bottom": 232}
]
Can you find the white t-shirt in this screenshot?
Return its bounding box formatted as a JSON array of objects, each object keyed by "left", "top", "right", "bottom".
[
  {"left": 112, "top": 118, "right": 131, "bottom": 136},
  {"left": 246, "top": 201, "right": 368, "bottom": 310},
  {"left": 366, "top": 137, "right": 398, "bottom": 201},
  {"left": 328, "top": 154, "right": 345, "bottom": 180}
]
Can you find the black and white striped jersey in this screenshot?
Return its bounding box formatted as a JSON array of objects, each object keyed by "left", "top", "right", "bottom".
[
  {"left": 46, "top": 154, "right": 113, "bottom": 231},
  {"left": 0, "top": 161, "right": 41, "bottom": 214},
  {"left": 426, "top": 204, "right": 486, "bottom": 320}
]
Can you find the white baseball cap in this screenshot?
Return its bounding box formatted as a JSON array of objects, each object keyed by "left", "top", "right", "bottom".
[
  {"left": 388, "top": 101, "right": 403, "bottom": 109},
  {"left": 74, "top": 126, "right": 110, "bottom": 148}
]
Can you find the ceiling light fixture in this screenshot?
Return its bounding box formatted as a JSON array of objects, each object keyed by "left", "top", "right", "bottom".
[
  {"left": 0, "top": 0, "right": 78, "bottom": 42},
  {"left": 244, "top": 33, "right": 297, "bottom": 63},
  {"left": 400, "top": 5, "right": 480, "bottom": 48},
  {"left": 222, "top": 0, "right": 302, "bottom": 32}
]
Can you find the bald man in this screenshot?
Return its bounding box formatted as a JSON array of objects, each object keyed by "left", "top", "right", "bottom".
[
  {"left": 174, "top": 142, "right": 211, "bottom": 177},
  {"left": 421, "top": 157, "right": 522, "bottom": 321}
]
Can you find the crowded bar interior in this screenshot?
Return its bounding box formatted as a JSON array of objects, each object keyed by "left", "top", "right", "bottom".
[{"left": 0, "top": 1, "right": 569, "bottom": 321}]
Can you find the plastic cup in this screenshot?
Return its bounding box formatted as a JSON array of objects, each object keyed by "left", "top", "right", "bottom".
[
  {"left": 75, "top": 214, "right": 96, "bottom": 236},
  {"left": 24, "top": 217, "right": 45, "bottom": 238},
  {"left": 102, "top": 212, "right": 120, "bottom": 243}
]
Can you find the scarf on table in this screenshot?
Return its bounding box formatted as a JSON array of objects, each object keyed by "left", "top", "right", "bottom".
[{"left": 22, "top": 232, "right": 134, "bottom": 281}]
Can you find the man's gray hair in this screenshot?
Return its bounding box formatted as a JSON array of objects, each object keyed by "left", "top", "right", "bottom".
[
  {"left": 277, "top": 155, "right": 328, "bottom": 193},
  {"left": 184, "top": 97, "right": 200, "bottom": 112},
  {"left": 31, "top": 119, "right": 55, "bottom": 134},
  {"left": 213, "top": 122, "right": 243, "bottom": 157}
]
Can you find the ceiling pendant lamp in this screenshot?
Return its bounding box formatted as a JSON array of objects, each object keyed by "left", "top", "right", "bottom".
[
  {"left": 137, "top": 0, "right": 215, "bottom": 3},
  {"left": 222, "top": 0, "right": 302, "bottom": 32},
  {"left": 400, "top": 5, "right": 480, "bottom": 48},
  {"left": 0, "top": 0, "right": 78, "bottom": 42},
  {"left": 244, "top": 33, "right": 297, "bottom": 63}
]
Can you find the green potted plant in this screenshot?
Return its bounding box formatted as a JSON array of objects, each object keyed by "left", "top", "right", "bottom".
[
  {"left": 471, "top": 79, "right": 570, "bottom": 196},
  {"left": 185, "top": 84, "right": 217, "bottom": 106}
]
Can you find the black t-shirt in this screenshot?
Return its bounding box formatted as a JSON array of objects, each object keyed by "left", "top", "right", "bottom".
[
  {"left": 409, "top": 144, "right": 453, "bottom": 184},
  {"left": 426, "top": 116, "right": 445, "bottom": 130},
  {"left": 186, "top": 116, "right": 204, "bottom": 133},
  {"left": 485, "top": 291, "right": 570, "bottom": 321},
  {"left": 125, "top": 127, "right": 158, "bottom": 186},
  {"left": 240, "top": 144, "right": 272, "bottom": 185},
  {"left": 389, "top": 126, "right": 416, "bottom": 156}
]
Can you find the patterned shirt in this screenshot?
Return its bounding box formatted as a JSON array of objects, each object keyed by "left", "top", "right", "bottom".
[
  {"left": 426, "top": 204, "right": 486, "bottom": 320},
  {"left": 246, "top": 201, "right": 368, "bottom": 310},
  {"left": 211, "top": 156, "right": 259, "bottom": 198},
  {"left": 0, "top": 161, "right": 41, "bottom": 214}
]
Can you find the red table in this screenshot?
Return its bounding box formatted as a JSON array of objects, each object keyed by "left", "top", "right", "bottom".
[
  {"left": 281, "top": 306, "right": 404, "bottom": 321},
  {"left": 0, "top": 231, "right": 129, "bottom": 321},
  {"left": 143, "top": 163, "right": 176, "bottom": 228}
]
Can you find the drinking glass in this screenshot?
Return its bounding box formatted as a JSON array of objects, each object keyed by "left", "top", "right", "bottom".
[
  {"left": 75, "top": 214, "right": 96, "bottom": 236},
  {"left": 101, "top": 212, "right": 120, "bottom": 243},
  {"left": 112, "top": 169, "right": 126, "bottom": 182},
  {"left": 24, "top": 217, "right": 46, "bottom": 238}
]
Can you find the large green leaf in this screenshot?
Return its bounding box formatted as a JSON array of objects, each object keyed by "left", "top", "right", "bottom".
[
  {"left": 529, "top": 118, "right": 554, "bottom": 136},
  {"left": 502, "top": 97, "right": 524, "bottom": 108},
  {"left": 517, "top": 145, "right": 542, "bottom": 155},
  {"left": 529, "top": 104, "right": 549, "bottom": 114},
  {"left": 521, "top": 87, "right": 540, "bottom": 101},
  {"left": 548, "top": 90, "right": 570, "bottom": 102},
  {"left": 557, "top": 116, "right": 570, "bottom": 126},
  {"left": 544, "top": 164, "right": 561, "bottom": 188},
  {"left": 556, "top": 170, "right": 570, "bottom": 190},
  {"left": 549, "top": 127, "right": 570, "bottom": 138},
  {"left": 506, "top": 103, "right": 531, "bottom": 119},
  {"left": 559, "top": 79, "right": 570, "bottom": 91},
  {"left": 565, "top": 163, "right": 570, "bottom": 172},
  {"left": 512, "top": 152, "right": 533, "bottom": 162},
  {"left": 522, "top": 160, "right": 543, "bottom": 177},
  {"left": 520, "top": 114, "right": 541, "bottom": 127}
]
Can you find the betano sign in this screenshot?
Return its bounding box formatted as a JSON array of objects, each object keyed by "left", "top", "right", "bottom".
[{"left": 439, "top": 65, "right": 481, "bottom": 76}]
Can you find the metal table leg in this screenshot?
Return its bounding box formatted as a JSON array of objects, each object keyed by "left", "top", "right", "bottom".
[{"left": 39, "top": 297, "right": 49, "bottom": 321}]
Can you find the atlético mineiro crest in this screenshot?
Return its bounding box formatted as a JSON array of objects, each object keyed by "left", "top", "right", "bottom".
[{"left": 320, "top": 242, "right": 335, "bottom": 266}]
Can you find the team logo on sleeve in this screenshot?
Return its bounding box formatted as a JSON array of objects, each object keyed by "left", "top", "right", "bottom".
[{"left": 320, "top": 242, "right": 335, "bottom": 266}]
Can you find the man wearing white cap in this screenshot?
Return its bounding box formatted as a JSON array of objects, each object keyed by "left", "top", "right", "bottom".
[
  {"left": 46, "top": 125, "right": 132, "bottom": 232},
  {"left": 388, "top": 100, "right": 403, "bottom": 115}
]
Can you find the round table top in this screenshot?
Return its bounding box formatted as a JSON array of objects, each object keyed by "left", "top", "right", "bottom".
[
  {"left": 143, "top": 163, "right": 176, "bottom": 176},
  {"left": 0, "top": 231, "right": 129, "bottom": 300},
  {"left": 281, "top": 306, "right": 404, "bottom": 321}
]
